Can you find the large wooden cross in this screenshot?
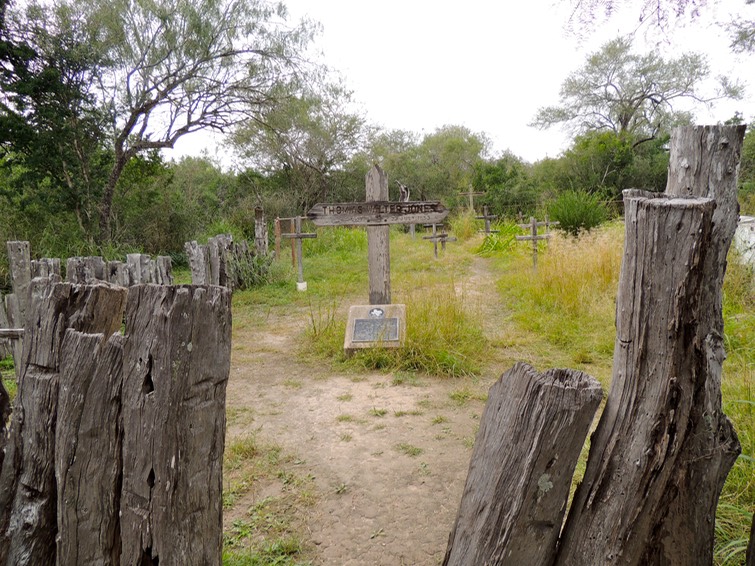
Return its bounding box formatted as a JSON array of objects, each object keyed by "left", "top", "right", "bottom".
[{"left": 308, "top": 165, "right": 448, "bottom": 304}]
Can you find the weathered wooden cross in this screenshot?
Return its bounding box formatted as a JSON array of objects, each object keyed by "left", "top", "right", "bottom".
[
  {"left": 515, "top": 216, "right": 559, "bottom": 270},
  {"left": 476, "top": 205, "right": 499, "bottom": 234},
  {"left": 280, "top": 216, "right": 317, "bottom": 291},
  {"left": 460, "top": 185, "right": 484, "bottom": 211},
  {"left": 308, "top": 165, "right": 448, "bottom": 304},
  {"left": 423, "top": 224, "right": 457, "bottom": 258}
]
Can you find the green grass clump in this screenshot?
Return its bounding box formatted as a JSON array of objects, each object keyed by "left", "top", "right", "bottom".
[
  {"left": 476, "top": 222, "right": 519, "bottom": 256},
  {"left": 448, "top": 209, "right": 478, "bottom": 241},
  {"left": 1, "top": 356, "right": 16, "bottom": 401}
]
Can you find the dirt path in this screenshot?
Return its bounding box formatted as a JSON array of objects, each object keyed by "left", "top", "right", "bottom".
[{"left": 225, "top": 255, "right": 508, "bottom": 565}]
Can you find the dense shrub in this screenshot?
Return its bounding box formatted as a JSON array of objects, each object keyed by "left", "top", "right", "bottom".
[{"left": 548, "top": 190, "right": 610, "bottom": 236}]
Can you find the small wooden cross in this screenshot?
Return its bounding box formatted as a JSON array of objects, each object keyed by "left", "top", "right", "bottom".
[
  {"left": 459, "top": 185, "right": 484, "bottom": 211},
  {"left": 515, "top": 216, "right": 559, "bottom": 270},
  {"left": 423, "top": 224, "right": 457, "bottom": 258},
  {"left": 476, "top": 205, "right": 499, "bottom": 234},
  {"left": 281, "top": 216, "right": 317, "bottom": 290}
]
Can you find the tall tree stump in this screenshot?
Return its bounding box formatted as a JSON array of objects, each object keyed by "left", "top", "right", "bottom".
[
  {"left": 0, "top": 281, "right": 127, "bottom": 566},
  {"left": 444, "top": 363, "right": 602, "bottom": 566},
  {"left": 119, "top": 285, "right": 231, "bottom": 565},
  {"left": 556, "top": 188, "right": 739, "bottom": 564}
]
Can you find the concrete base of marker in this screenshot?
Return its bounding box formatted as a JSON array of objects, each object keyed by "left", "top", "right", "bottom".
[
  {"left": 344, "top": 304, "right": 406, "bottom": 355},
  {"left": 296, "top": 281, "right": 307, "bottom": 291}
]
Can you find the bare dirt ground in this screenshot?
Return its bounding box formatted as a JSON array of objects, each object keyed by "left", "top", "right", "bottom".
[{"left": 224, "top": 256, "right": 508, "bottom": 565}]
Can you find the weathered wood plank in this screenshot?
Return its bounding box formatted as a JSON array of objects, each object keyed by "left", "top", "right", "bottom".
[
  {"left": 0, "top": 291, "right": 11, "bottom": 359},
  {"left": 308, "top": 200, "right": 449, "bottom": 226},
  {"left": 30, "top": 258, "right": 61, "bottom": 279},
  {"left": 0, "top": 280, "right": 127, "bottom": 566},
  {"left": 120, "top": 285, "right": 231, "bottom": 565},
  {"left": 66, "top": 256, "right": 106, "bottom": 284},
  {"left": 747, "top": 514, "right": 755, "bottom": 566},
  {"left": 444, "top": 363, "right": 602, "bottom": 566},
  {"left": 207, "top": 234, "right": 233, "bottom": 287},
  {"left": 184, "top": 241, "right": 210, "bottom": 285},
  {"left": 108, "top": 260, "right": 131, "bottom": 287},
  {"left": 255, "top": 206, "right": 269, "bottom": 256},
  {"left": 556, "top": 191, "right": 720, "bottom": 565},
  {"left": 56, "top": 330, "right": 124, "bottom": 565},
  {"left": 6, "top": 241, "right": 31, "bottom": 327},
  {"left": 366, "top": 166, "right": 391, "bottom": 304}
]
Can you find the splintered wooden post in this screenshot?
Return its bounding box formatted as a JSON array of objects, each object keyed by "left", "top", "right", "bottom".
[
  {"left": 254, "top": 207, "right": 268, "bottom": 256},
  {"left": 120, "top": 285, "right": 231, "bottom": 565},
  {"left": 366, "top": 166, "right": 391, "bottom": 304},
  {"left": 556, "top": 127, "right": 745, "bottom": 565},
  {"left": 0, "top": 280, "right": 128, "bottom": 565},
  {"left": 444, "top": 363, "right": 603, "bottom": 566},
  {"left": 274, "top": 218, "right": 282, "bottom": 260}
]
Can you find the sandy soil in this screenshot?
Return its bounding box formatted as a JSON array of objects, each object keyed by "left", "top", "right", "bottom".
[{"left": 224, "top": 257, "right": 505, "bottom": 565}]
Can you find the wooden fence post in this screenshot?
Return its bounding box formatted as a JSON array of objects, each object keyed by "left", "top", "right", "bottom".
[
  {"left": 444, "top": 363, "right": 602, "bottom": 566},
  {"left": 6, "top": 241, "right": 30, "bottom": 328},
  {"left": 556, "top": 189, "right": 737, "bottom": 564},
  {"left": 119, "top": 285, "right": 231, "bottom": 565},
  {"left": 0, "top": 280, "right": 128, "bottom": 566},
  {"left": 255, "top": 206, "right": 269, "bottom": 256},
  {"left": 185, "top": 241, "right": 210, "bottom": 285},
  {"left": 56, "top": 330, "right": 125, "bottom": 565}
]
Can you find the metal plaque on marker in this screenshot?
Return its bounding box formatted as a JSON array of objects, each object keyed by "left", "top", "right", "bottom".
[{"left": 352, "top": 318, "right": 400, "bottom": 342}]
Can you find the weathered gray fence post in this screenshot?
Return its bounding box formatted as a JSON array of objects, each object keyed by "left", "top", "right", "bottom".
[
  {"left": 0, "top": 280, "right": 128, "bottom": 566},
  {"left": 56, "top": 330, "right": 125, "bottom": 565},
  {"left": 30, "top": 258, "right": 60, "bottom": 279},
  {"left": 67, "top": 256, "right": 107, "bottom": 284},
  {"left": 556, "top": 180, "right": 742, "bottom": 562},
  {"left": 6, "top": 241, "right": 30, "bottom": 328},
  {"left": 119, "top": 284, "right": 231, "bottom": 565},
  {"left": 255, "top": 206, "right": 269, "bottom": 256},
  {"left": 185, "top": 241, "right": 210, "bottom": 285},
  {"left": 443, "top": 363, "right": 602, "bottom": 566}
]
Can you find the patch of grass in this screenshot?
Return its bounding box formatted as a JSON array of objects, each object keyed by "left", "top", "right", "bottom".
[
  {"left": 393, "top": 410, "right": 423, "bottom": 417},
  {"left": 449, "top": 387, "right": 486, "bottom": 406},
  {"left": 1, "top": 356, "right": 16, "bottom": 401},
  {"left": 494, "top": 221, "right": 623, "bottom": 386},
  {"left": 391, "top": 371, "right": 423, "bottom": 387},
  {"left": 339, "top": 433, "right": 352, "bottom": 442},
  {"left": 223, "top": 434, "right": 316, "bottom": 564},
  {"left": 432, "top": 415, "right": 448, "bottom": 425},
  {"left": 369, "top": 408, "right": 387, "bottom": 417},
  {"left": 336, "top": 393, "right": 353, "bottom": 402},
  {"left": 395, "top": 443, "right": 423, "bottom": 457},
  {"left": 335, "top": 414, "right": 354, "bottom": 423}
]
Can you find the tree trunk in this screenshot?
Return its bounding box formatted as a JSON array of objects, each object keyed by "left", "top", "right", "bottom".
[
  {"left": 0, "top": 280, "right": 127, "bottom": 566},
  {"left": 119, "top": 285, "right": 231, "bottom": 565},
  {"left": 556, "top": 188, "right": 736, "bottom": 565},
  {"left": 99, "top": 154, "right": 128, "bottom": 243},
  {"left": 444, "top": 363, "right": 602, "bottom": 566}
]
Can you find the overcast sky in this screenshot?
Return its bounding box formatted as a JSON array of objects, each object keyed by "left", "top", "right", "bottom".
[{"left": 177, "top": 0, "right": 755, "bottom": 165}]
